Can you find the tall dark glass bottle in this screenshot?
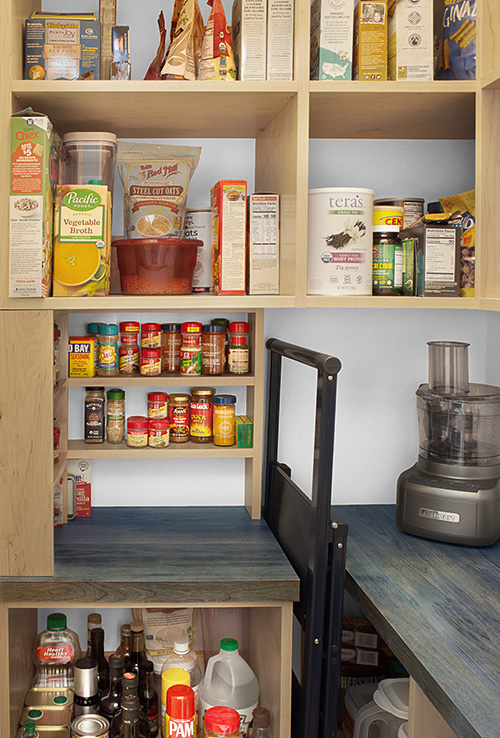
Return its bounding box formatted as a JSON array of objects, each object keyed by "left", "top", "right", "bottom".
[
  {"left": 100, "top": 654, "right": 124, "bottom": 721},
  {"left": 119, "top": 702, "right": 148, "bottom": 738},
  {"left": 112, "top": 672, "right": 149, "bottom": 738},
  {"left": 115, "top": 624, "right": 132, "bottom": 667},
  {"left": 129, "top": 622, "right": 148, "bottom": 676},
  {"left": 138, "top": 661, "right": 158, "bottom": 738},
  {"left": 91, "top": 626, "right": 110, "bottom": 696}
]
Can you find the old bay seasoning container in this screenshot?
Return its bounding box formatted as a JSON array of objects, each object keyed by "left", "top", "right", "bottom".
[
  {"left": 161, "top": 323, "right": 182, "bottom": 373},
  {"left": 127, "top": 416, "right": 148, "bottom": 447},
  {"left": 190, "top": 387, "right": 216, "bottom": 443},
  {"left": 85, "top": 387, "right": 105, "bottom": 443},
  {"left": 180, "top": 322, "right": 202, "bottom": 375},
  {"left": 213, "top": 394, "right": 236, "bottom": 446},
  {"left": 169, "top": 393, "right": 190, "bottom": 443}
]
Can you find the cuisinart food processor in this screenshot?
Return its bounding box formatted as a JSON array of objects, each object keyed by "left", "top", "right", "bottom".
[{"left": 396, "top": 341, "right": 500, "bottom": 546}]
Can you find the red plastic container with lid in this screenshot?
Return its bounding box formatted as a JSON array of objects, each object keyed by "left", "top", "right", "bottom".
[
  {"left": 203, "top": 706, "right": 242, "bottom": 737},
  {"left": 166, "top": 684, "right": 195, "bottom": 738}
]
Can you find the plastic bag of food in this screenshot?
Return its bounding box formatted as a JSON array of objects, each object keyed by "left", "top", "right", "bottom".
[
  {"left": 198, "top": 0, "right": 237, "bottom": 80},
  {"left": 116, "top": 141, "right": 201, "bottom": 238},
  {"left": 436, "top": 0, "right": 476, "bottom": 80},
  {"left": 439, "top": 189, "right": 475, "bottom": 297},
  {"left": 144, "top": 11, "right": 167, "bottom": 80},
  {"left": 161, "top": 0, "right": 205, "bottom": 80}
]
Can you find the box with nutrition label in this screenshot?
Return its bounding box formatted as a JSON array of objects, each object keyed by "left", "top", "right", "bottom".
[
  {"left": 353, "top": 1, "right": 388, "bottom": 81},
  {"left": 210, "top": 180, "right": 247, "bottom": 295}
]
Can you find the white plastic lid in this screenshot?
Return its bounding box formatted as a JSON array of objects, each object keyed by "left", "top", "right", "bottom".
[
  {"left": 173, "top": 636, "right": 190, "bottom": 655},
  {"left": 398, "top": 722, "right": 409, "bottom": 738},
  {"left": 308, "top": 187, "right": 375, "bottom": 195},
  {"left": 62, "top": 132, "right": 117, "bottom": 144},
  {"left": 373, "top": 678, "right": 409, "bottom": 719},
  {"left": 374, "top": 197, "right": 425, "bottom": 204}
]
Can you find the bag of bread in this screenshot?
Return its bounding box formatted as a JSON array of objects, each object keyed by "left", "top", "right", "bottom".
[
  {"left": 198, "top": 0, "right": 237, "bottom": 80},
  {"left": 161, "top": 0, "right": 205, "bottom": 80},
  {"left": 116, "top": 141, "right": 201, "bottom": 239},
  {"left": 144, "top": 11, "right": 167, "bottom": 80}
]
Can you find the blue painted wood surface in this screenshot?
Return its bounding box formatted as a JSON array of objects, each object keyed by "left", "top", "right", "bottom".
[
  {"left": 333, "top": 504, "right": 500, "bottom": 738},
  {"left": 0, "top": 507, "right": 299, "bottom": 603}
]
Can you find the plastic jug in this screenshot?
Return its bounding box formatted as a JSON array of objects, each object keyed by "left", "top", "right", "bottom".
[
  {"left": 199, "top": 638, "right": 259, "bottom": 735},
  {"left": 353, "top": 678, "right": 409, "bottom": 738}
]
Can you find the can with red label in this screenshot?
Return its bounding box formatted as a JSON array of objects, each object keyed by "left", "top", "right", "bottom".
[
  {"left": 189, "top": 388, "right": 216, "bottom": 443},
  {"left": 166, "top": 685, "right": 195, "bottom": 738},
  {"left": 169, "top": 394, "right": 190, "bottom": 443}
]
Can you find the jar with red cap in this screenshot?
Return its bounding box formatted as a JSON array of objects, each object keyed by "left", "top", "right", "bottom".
[
  {"left": 148, "top": 418, "right": 170, "bottom": 448},
  {"left": 127, "top": 416, "right": 149, "bottom": 447},
  {"left": 162, "top": 323, "right": 182, "bottom": 373},
  {"left": 203, "top": 706, "right": 243, "bottom": 738},
  {"left": 141, "top": 348, "right": 162, "bottom": 376},
  {"left": 228, "top": 322, "right": 249, "bottom": 375},
  {"left": 141, "top": 323, "right": 162, "bottom": 349},
  {"left": 148, "top": 392, "right": 169, "bottom": 419},
  {"left": 120, "top": 321, "right": 140, "bottom": 343},
  {"left": 180, "top": 322, "right": 202, "bottom": 376},
  {"left": 119, "top": 321, "right": 140, "bottom": 374},
  {"left": 166, "top": 684, "right": 196, "bottom": 738}
]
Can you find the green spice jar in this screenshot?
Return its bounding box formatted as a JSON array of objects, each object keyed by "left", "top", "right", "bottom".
[{"left": 106, "top": 389, "right": 125, "bottom": 444}]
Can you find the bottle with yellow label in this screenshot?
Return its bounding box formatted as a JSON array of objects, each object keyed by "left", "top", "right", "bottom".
[{"left": 213, "top": 395, "right": 236, "bottom": 446}]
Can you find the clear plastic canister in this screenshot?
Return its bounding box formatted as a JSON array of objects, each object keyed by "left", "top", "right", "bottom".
[
  {"left": 61, "top": 132, "right": 117, "bottom": 193},
  {"left": 428, "top": 340, "right": 469, "bottom": 395}
]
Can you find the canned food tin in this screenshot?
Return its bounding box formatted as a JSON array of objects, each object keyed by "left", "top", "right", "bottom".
[
  {"left": 24, "top": 689, "right": 74, "bottom": 708},
  {"left": 374, "top": 197, "right": 425, "bottom": 229},
  {"left": 71, "top": 715, "right": 109, "bottom": 738},
  {"left": 16, "top": 728, "right": 69, "bottom": 738},
  {"left": 373, "top": 206, "right": 404, "bottom": 232},
  {"left": 21, "top": 706, "right": 72, "bottom": 727}
]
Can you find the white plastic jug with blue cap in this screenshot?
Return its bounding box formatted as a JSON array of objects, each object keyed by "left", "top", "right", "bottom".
[{"left": 353, "top": 678, "right": 409, "bottom": 738}]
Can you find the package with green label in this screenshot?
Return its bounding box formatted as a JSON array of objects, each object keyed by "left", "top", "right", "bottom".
[{"left": 53, "top": 184, "right": 111, "bottom": 297}]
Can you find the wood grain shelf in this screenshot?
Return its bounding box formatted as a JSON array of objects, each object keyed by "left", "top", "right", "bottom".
[
  {"left": 3, "top": 295, "right": 297, "bottom": 311},
  {"left": 68, "top": 439, "right": 253, "bottom": 459},
  {"left": 481, "top": 66, "right": 500, "bottom": 89},
  {"left": 68, "top": 373, "right": 255, "bottom": 387},
  {"left": 303, "top": 295, "right": 479, "bottom": 309},
  {"left": 309, "top": 81, "right": 476, "bottom": 139}
]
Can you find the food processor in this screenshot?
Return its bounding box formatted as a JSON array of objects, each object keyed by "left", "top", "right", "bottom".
[{"left": 396, "top": 341, "right": 500, "bottom": 546}]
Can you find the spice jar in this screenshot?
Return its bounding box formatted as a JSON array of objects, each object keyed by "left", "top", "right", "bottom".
[
  {"left": 148, "top": 418, "right": 170, "bottom": 447},
  {"left": 161, "top": 323, "right": 182, "bottom": 373},
  {"left": 213, "top": 394, "right": 236, "bottom": 446},
  {"left": 120, "top": 321, "right": 140, "bottom": 343},
  {"left": 169, "top": 393, "right": 190, "bottom": 443},
  {"left": 106, "top": 388, "right": 125, "bottom": 444},
  {"left": 148, "top": 392, "right": 169, "bottom": 419},
  {"left": 127, "top": 416, "right": 149, "bottom": 448},
  {"left": 119, "top": 321, "right": 140, "bottom": 374},
  {"left": 211, "top": 318, "right": 230, "bottom": 370},
  {"left": 97, "top": 324, "right": 119, "bottom": 377},
  {"left": 87, "top": 322, "right": 101, "bottom": 371},
  {"left": 190, "top": 387, "right": 216, "bottom": 443},
  {"left": 180, "top": 322, "right": 202, "bottom": 375},
  {"left": 228, "top": 322, "right": 249, "bottom": 375},
  {"left": 201, "top": 325, "right": 226, "bottom": 375},
  {"left": 85, "top": 387, "right": 105, "bottom": 443},
  {"left": 140, "top": 348, "right": 162, "bottom": 376},
  {"left": 141, "top": 323, "right": 162, "bottom": 349},
  {"left": 203, "top": 706, "right": 242, "bottom": 738}
]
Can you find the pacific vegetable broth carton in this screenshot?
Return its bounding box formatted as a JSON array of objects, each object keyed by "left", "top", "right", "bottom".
[
  {"left": 53, "top": 184, "right": 111, "bottom": 297},
  {"left": 353, "top": 1, "right": 388, "bottom": 80},
  {"left": 310, "top": 0, "right": 355, "bottom": 80},
  {"left": 210, "top": 180, "right": 247, "bottom": 295},
  {"left": 388, "top": 0, "right": 433, "bottom": 81},
  {"left": 9, "top": 109, "right": 60, "bottom": 298}
]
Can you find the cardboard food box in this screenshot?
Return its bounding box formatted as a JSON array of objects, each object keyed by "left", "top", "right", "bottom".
[
  {"left": 353, "top": 1, "right": 388, "bottom": 80},
  {"left": 53, "top": 184, "right": 111, "bottom": 297},
  {"left": 310, "top": 0, "right": 354, "bottom": 80},
  {"left": 67, "top": 459, "right": 92, "bottom": 517},
  {"left": 210, "top": 180, "right": 247, "bottom": 295},
  {"left": 267, "top": 0, "right": 294, "bottom": 80},
  {"left": 232, "top": 0, "right": 267, "bottom": 80},
  {"left": 24, "top": 16, "right": 101, "bottom": 80},
  {"left": 236, "top": 415, "right": 253, "bottom": 447},
  {"left": 388, "top": 0, "right": 433, "bottom": 81},
  {"left": 399, "top": 221, "right": 461, "bottom": 296},
  {"left": 248, "top": 193, "right": 280, "bottom": 295},
  {"left": 9, "top": 109, "right": 60, "bottom": 298}
]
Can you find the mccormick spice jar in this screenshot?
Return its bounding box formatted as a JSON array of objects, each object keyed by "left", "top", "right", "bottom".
[
  {"left": 203, "top": 706, "right": 242, "bottom": 738},
  {"left": 148, "top": 418, "right": 170, "bottom": 447},
  {"left": 106, "top": 389, "right": 125, "bottom": 444},
  {"left": 180, "top": 322, "right": 202, "bottom": 375},
  {"left": 85, "top": 387, "right": 105, "bottom": 443},
  {"left": 141, "top": 323, "right": 162, "bottom": 349},
  {"left": 140, "top": 348, "right": 162, "bottom": 376},
  {"left": 161, "top": 323, "right": 182, "bottom": 373},
  {"left": 201, "top": 324, "right": 226, "bottom": 375},
  {"left": 169, "top": 393, "right": 190, "bottom": 443},
  {"left": 190, "top": 387, "right": 216, "bottom": 443},
  {"left": 213, "top": 394, "right": 236, "bottom": 446},
  {"left": 97, "top": 324, "right": 119, "bottom": 377},
  {"left": 119, "top": 321, "right": 140, "bottom": 374},
  {"left": 228, "top": 322, "right": 249, "bottom": 374},
  {"left": 148, "top": 392, "right": 169, "bottom": 419},
  {"left": 120, "top": 321, "right": 140, "bottom": 343},
  {"left": 127, "top": 416, "right": 149, "bottom": 447}
]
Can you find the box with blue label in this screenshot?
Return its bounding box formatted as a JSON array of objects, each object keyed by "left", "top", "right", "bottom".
[{"left": 24, "top": 17, "right": 101, "bottom": 80}]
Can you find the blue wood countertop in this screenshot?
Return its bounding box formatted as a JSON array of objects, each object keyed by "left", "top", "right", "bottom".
[
  {"left": 333, "top": 504, "right": 500, "bottom": 738},
  {"left": 0, "top": 507, "right": 299, "bottom": 603}
]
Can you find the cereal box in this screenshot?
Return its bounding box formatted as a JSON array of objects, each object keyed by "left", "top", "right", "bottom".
[
  {"left": 24, "top": 17, "right": 101, "bottom": 80},
  {"left": 353, "top": 1, "right": 388, "bottom": 81},
  {"left": 248, "top": 194, "right": 280, "bottom": 294},
  {"left": 53, "top": 184, "right": 111, "bottom": 297},
  {"left": 68, "top": 337, "right": 97, "bottom": 377},
  {"left": 9, "top": 109, "right": 60, "bottom": 298},
  {"left": 210, "top": 180, "right": 247, "bottom": 295},
  {"left": 310, "top": 0, "right": 355, "bottom": 80},
  {"left": 232, "top": 0, "right": 267, "bottom": 80},
  {"left": 388, "top": 0, "right": 433, "bottom": 81},
  {"left": 267, "top": 0, "right": 294, "bottom": 80}
]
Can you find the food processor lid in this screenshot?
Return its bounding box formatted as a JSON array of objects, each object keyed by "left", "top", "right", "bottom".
[
  {"left": 373, "top": 678, "right": 409, "bottom": 719},
  {"left": 417, "top": 383, "right": 500, "bottom": 403}
]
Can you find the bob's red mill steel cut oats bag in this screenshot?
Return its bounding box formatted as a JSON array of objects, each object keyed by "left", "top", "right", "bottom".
[{"left": 116, "top": 141, "right": 201, "bottom": 238}]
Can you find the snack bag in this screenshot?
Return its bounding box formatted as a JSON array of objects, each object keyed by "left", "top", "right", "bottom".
[
  {"left": 161, "top": 0, "right": 205, "bottom": 80},
  {"left": 144, "top": 11, "right": 167, "bottom": 80},
  {"left": 436, "top": 0, "right": 476, "bottom": 80},
  {"left": 439, "top": 189, "right": 475, "bottom": 297},
  {"left": 198, "top": 0, "right": 237, "bottom": 80}
]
